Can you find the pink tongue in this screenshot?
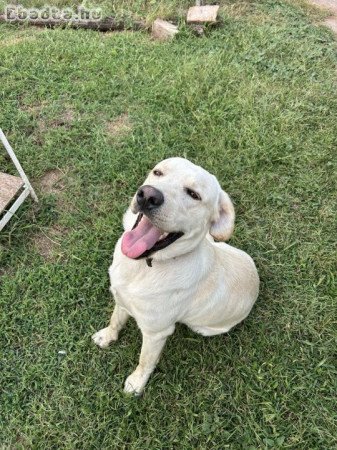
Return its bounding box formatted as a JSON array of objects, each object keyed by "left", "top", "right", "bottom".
[{"left": 121, "top": 216, "right": 162, "bottom": 259}]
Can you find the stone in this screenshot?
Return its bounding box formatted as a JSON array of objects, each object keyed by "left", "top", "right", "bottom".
[
  {"left": 152, "top": 19, "right": 178, "bottom": 40},
  {"left": 187, "top": 5, "right": 219, "bottom": 24}
]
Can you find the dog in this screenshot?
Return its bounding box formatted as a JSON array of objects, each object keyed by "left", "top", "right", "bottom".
[{"left": 92, "top": 157, "right": 259, "bottom": 394}]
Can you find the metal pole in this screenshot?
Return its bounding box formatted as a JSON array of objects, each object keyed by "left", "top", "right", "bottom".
[{"left": 0, "top": 128, "right": 38, "bottom": 202}]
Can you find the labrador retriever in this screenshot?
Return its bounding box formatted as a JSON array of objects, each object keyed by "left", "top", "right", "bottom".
[{"left": 92, "top": 157, "right": 259, "bottom": 394}]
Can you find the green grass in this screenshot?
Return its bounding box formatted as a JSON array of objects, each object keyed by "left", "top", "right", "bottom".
[{"left": 0, "top": 1, "right": 336, "bottom": 448}]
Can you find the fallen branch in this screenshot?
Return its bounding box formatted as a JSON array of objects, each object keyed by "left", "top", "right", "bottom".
[{"left": 0, "top": 13, "right": 146, "bottom": 32}]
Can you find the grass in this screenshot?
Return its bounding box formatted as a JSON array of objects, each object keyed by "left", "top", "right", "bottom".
[{"left": 0, "top": 0, "right": 336, "bottom": 448}]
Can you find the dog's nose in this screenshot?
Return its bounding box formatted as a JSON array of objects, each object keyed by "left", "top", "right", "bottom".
[{"left": 136, "top": 185, "right": 164, "bottom": 211}]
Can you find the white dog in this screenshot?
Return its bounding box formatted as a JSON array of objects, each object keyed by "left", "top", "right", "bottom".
[{"left": 92, "top": 157, "right": 259, "bottom": 394}]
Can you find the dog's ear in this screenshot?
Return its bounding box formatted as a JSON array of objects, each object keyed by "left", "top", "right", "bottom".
[{"left": 210, "top": 190, "right": 235, "bottom": 241}]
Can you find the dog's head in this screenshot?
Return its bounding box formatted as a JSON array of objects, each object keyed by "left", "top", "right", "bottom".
[{"left": 121, "top": 157, "right": 235, "bottom": 261}]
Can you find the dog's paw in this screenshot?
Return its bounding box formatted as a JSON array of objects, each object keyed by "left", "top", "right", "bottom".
[
  {"left": 92, "top": 327, "right": 118, "bottom": 348},
  {"left": 124, "top": 371, "right": 147, "bottom": 395}
]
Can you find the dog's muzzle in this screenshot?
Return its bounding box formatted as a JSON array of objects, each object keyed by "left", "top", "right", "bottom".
[{"left": 136, "top": 185, "right": 164, "bottom": 213}]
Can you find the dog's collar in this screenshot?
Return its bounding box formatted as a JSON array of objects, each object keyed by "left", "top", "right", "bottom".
[{"left": 146, "top": 257, "right": 153, "bottom": 267}]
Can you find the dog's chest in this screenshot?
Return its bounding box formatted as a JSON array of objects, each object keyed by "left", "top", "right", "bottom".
[
  {"left": 110, "top": 256, "right": 188, "bottom": 298},
  {"left": 108, "top": 247, "right": 200, "bottom": 324}
]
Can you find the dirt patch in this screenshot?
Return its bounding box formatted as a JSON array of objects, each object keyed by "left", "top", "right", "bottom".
[
  {"left": 106, "top": 113, "right": 131, "bottom": 138},
  {"left": 32, "top": 224, "right": 68, "bottom": 261},
  {"left": 38, "top": 168, "right": 77, "bottom": 214},
  {"left": 308, "top": 0, "right": 337, "bottom": 15},
  {"left": 21, "top": 101, "right": 48, "bottom": 115},
  {"left": 21, "top": 102, "right": 74, "bottom": 124},
  {"left": 33, "top": 170, "right": 74, "bottom": 259},
  {"left": 39, "top": 169, "right": 65, "bottom": 194},
  {"left": 1, "top": 35, "right": 37, "bottom": 48},
  {"left": 37, "top": 107, "right": 75, "bottom": 133},
  {"left": 50, "top": 108, "right": 75, "bottom": 129},
  {"left": 307, "top": 0, "right": 337, "bottom": 35},
  {"left": 21, "top": 103, "right": 75, "bottom": 142},
  {"left": 324, "top": 17, "right": 337, "bottom": 33}
]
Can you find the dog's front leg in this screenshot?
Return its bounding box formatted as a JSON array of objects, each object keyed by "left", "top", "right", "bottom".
[
  {"left": 92, "top": 305, "right": 129, "bottom": 348},
  {"left": 124, "top": 327, "right": 174, "bottom": 395}
]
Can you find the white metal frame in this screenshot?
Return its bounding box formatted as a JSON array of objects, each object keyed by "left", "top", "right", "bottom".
[{"left": 0, "top": 128, "right": 38, "bottom": 231}]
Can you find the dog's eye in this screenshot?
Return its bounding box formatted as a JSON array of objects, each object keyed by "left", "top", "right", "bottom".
[
  {"left": 153, "top": 169, "right": 163, "bottom": 176},
  {"left": 185, "top": 188, "right": 201, "bottom": 201}
]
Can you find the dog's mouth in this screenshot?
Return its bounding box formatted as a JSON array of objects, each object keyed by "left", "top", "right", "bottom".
[{"left": 121, "top": 213, "right": 184, "bottom": 260}]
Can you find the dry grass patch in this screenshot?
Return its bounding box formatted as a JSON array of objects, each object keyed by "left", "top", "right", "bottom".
[
  {"left": 32, "top": 224, "right": 68, "bottom": 261},
  {"left": 0, "top": 35, "right": 37, "bottom": 48},
  {"left": 307, "top": 0, "right": 337, "bottom": 15},
  {"left": 38, "top": 168, "right": 77, "bottom": 214},
  {"left": 38, "top": 107, "right": 75, "bottom": 133},
  {"left": 1, "top": 28, "right": 45, "bottom": 49},
  {"left": 39, "top": 168, "right": 65, "bottom": 194},
  {"left": 20, "top": 100, "right": 48, "bottom": 115},
  {"left": 50, "top": 108, "right": 75, "bottom": 128},
  {"left": 323, "top": 17, "right": 337, "bottom": 34},
  {"left": 21, "top": 102, "right": 75, "bottom": 126},
  {"left": 21, "top": 103, "right": 76, "bottom": 143},
  {"left": 303, "top": 0, "right": 337, "bottom": 35},
  {"left": 106, "top": 113, "right": 131, "bottom": 138}
]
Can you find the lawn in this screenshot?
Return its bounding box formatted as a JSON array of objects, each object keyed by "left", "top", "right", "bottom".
[{"left": 0, "top": 0, "right": 336, "bottom": 448}]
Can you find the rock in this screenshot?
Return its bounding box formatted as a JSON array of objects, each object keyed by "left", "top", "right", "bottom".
[
  {"left": 187, "top": 5, "right": 219, "bottom": 24},
  {"left": 191, "top": 24, "right": 205, "bottom": 36},
  {"left": 152, "top": 19, "right": 178, "bottom": 40}
]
